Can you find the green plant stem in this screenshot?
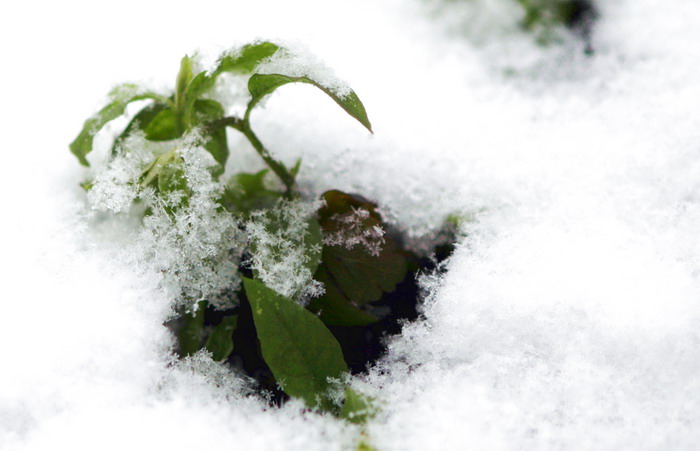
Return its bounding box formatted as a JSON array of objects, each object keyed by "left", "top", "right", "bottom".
[{"left": 209, "top": 116, "right": 296, "bottom": 197}]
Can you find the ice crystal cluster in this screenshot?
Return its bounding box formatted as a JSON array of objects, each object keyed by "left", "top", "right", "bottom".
[
  {"left": 246, "top": 199, "right": 324, "bottom": 301},
  {"left": 322, "top": 207, "right": 386, "bottom": 257},
  {"left": 88, "top": 133, "right": 244, "bottom": 310}
]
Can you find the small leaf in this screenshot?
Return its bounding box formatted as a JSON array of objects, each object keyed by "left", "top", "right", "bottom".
[
  {"left": 214, "top": 41, "right": 280, "bottom": 75},
  {"left": 290, "top": 158, "right": 302, "bottom": 178},
  {"left": 340, "top": 387, "right": 378, "bottom": 425},
  {"left": 192, "top": 99, "right": 228, "bottom": 172},
  {"left": 70, "top": 86, "right": 165, "bottom": 166},
  {"left": 157, "top": 160, "right": 187, "bottom": 195},
  {"left": 219, "top": 170, "right": 282, "bottom": 216},
  {"left": 307, "top": 266, "right": 378, "bottom": 326},
  {"left": 243, "top": 277, "right": 348, "bottom": 410},
  {"left": 181, "top": 42, "right": 281, "bottom": 116},
  {"left": 177, "top": 301, "right": 207, "bottom": 356},
  {"left": 112, "top": 103, "right": 169, "bottom": 154},
  {"left": 247, "top": 74, "right": 372, "bottom": 133},
  {"left": 175, "top": 55, "right": 193, "bottom": 109},
  {"left": 193, "top": 98, "right": 225, "bottom": 122},
  {"left": 183, "top": 71, "right": 214, "bottom": 113},
  {"left": 140, "top": 149, "right": 179, "bottom": 188},
  {"left": 205, "top": 315, "right": 238, "bottom": 361},
  {"left": 144, "top": 108, "right": 182, "bottom": 141}
]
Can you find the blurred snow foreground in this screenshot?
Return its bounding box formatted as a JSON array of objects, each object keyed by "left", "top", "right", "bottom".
[{"left": 3, "top": 0, "right": 700, "bottom": 449}]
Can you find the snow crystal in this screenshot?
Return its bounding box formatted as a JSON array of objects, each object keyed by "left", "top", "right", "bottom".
[
  {"left": 87, "top": 132, "right": 245, "bottom": 310},
  {"left": 322, "top": 206, "right": 386, "bottom": 257},
  {"left": 246, "top": 199, "right": 324, "bottom": 301},
  {"left": 87, "top": 132, "right": 166, "bottom": 213},
  {"left": 137, "top": 143, "right": 245, "bottom": 310}
]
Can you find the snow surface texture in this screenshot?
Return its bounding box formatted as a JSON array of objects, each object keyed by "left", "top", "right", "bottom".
[{"left": 3, "top": 0, "right": 700, "bottom": 449}]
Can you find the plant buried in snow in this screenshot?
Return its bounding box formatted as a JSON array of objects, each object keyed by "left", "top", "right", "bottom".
[{"left": 70, "top": 42, "right": 403, "bottom": 421}]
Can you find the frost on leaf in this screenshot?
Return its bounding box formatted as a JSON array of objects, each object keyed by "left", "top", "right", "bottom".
[
  {"left": 139, "top": 145, "right": 244, "bottom": 310},
  {"left": 255, "top": 46, "right": 352, "bottom": 98},
  {"left": 246, "top": 199, "right": 324, "bottom": 303},
  {"left": 322, "top": 206, "right": 386, "bottom": 257},
  {"left": 88, "top": 134, "right": 245, "bottom": 310},
  {"left": 308, "top": 191, "right": 410, "bottom": 326}
]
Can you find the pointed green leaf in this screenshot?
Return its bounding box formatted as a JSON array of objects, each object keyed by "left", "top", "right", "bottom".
[
  {"left": 340, "top": 387, "right": 378, "bottom": 425},
  {"left": 205, "top": 315, "right": 238, "bottom": 361},
  {"left": 177, "top": 301, "right": 207, "bottom": 356},
  {"left": 70, "top": 87, "right": 168, "bottom": 166},
  {"left": 290, "top": 158, "right": 302, "bottom": 178},
  {"left": 181, "top": 42, "right": 281, "bottom": 115},
  {"left": 243, "top": 277, "right": 348, "bottom": 410},
  {"left": 247, "top": 73, "right": 372, "bottom": 133},
  {"left": 175, "top": 55, "right": 193, "bottom": 109}
]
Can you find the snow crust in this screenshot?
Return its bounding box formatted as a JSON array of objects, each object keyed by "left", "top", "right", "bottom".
[{"left": 3, "top": 0, "right": 700, "bottom": 449}]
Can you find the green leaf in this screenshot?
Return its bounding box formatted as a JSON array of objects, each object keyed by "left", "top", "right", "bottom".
[
  {"left": 243, "top": 277, "right": 348, "bottom": 410},
  {"left": 290, "top": 158, "right": 302, "bottom": 178},
  {"left": 140, "top": 149, "right": 180, "bottom": 188},
  {"left": 219, "top": 170, "right": 282, "bottom": 216},
  {"left": 185, "top": 71, "right": 213, "bottom": 99},
  {"left": 193, "top": 98, "right": 225, "bottom": 122},
  {"left": 321, "top": 237, "right": 406, "bottom": 303},
  {"left": 181, "top": 42, "right": 281, "bottom": 118},
  {"left": 311, "top": 191, "right": 408, "bottom": 324},
  {"left": 205, "top": 315, "right": 238, "bottom": 361},
  {"left": 70, "top": 85, "right": 166, "bottom": 166},
  {"left": 177, "top": 301, "right": 207, "bottom": 356},
  {"left": 112, "top": 103, "right": 169, "bottom": 155},
  {"left": 192, "top": 99, "right": 228, "bottom": 172},
  {"left": 157, "top": 160, "right": 187, "bottom": 194},
  {"left": 307, "top": 266, "right": 378, "bottom": 326},
  {"left": 214, "top": 41, "right": 280, "bottom": 75},
  {"left": 175, "top": 55, "right": 193, "bottom": 109},
  {"left": 340, "top": 387, "right": 378, "bottom": 425},
  {"left": 144, "top": 108, "right": 182, "bottom": 141},
  {"left": 247, "top": 74, "right": 372, "bottom": 133}
]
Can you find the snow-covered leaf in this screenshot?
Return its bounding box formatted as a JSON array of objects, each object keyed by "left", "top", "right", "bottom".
[
  {"left": 340, "top": 387, "right": 377, "bottom": 425},
  {"left": 70, "top": 84, "right": 166, "bottom": 166},
  {"left": 194, "top": 98, "right": 228, "bottom": 171}
]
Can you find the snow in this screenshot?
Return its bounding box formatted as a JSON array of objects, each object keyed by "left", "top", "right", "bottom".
[
  {"left": 247, "top": 199, "right": 324, "bottom": 301},
  {"left": 3, "top": 0, "right": 700, "bottom": 449}
]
